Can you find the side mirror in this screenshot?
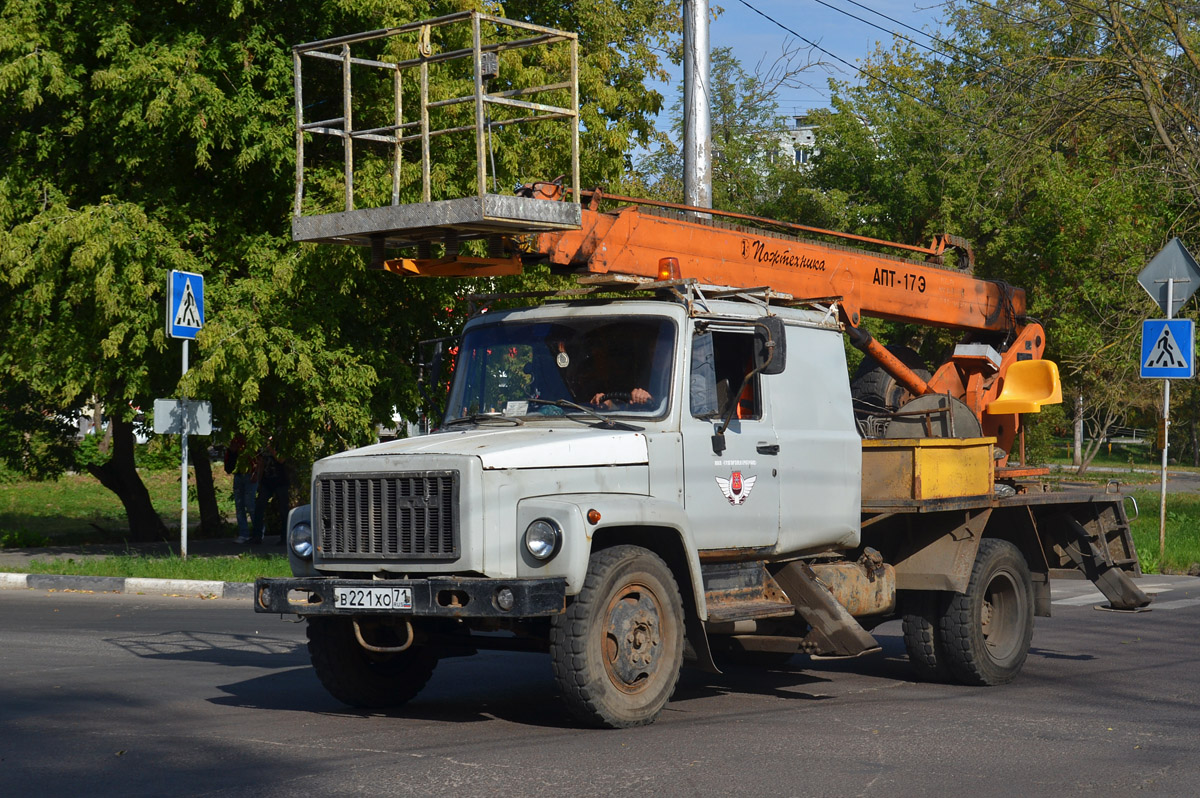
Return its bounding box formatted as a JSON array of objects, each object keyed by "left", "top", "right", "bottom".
[{"left": 756, "top": 316, "right": 786, "bottom": 375}]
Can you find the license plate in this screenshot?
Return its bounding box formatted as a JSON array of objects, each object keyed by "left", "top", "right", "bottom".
[{"left": 333, "top": 586, "right": 413, "bottom": 610}]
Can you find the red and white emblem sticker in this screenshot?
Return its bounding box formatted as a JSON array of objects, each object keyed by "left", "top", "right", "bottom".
[{"left": 715, "top": 470, "right": 757, "bottom": 506}]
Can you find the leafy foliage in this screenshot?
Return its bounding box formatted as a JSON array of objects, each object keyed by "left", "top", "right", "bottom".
[
  {"left": 0, "top": 0, "right": 680, "bottom": 536},
  {"left": 773, "top": 8, "right": 1189, "bottom": 468}
]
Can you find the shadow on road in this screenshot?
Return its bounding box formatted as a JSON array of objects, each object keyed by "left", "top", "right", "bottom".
[
  {"left": 106, "top": 629, "right": 305, "bottom": 666},
  {"left": 199, "top": 633, "right": 939, "bottom": 729}
]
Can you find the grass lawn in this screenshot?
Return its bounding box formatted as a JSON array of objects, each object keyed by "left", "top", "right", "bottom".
[
  {"left": 16, "top": 552, "right": 292, "bottom": 582},
  {"left": 1044, "top": 438, "right": 1200, "bottom": 474},
  {"left": 0, "top": 468, "right": 237, "bottom": 548},
  {"left": 1128, "top": 490, "right": 1200, "bottom": 575},
  {"left": 0, "top": 467, "right": 291, "bottom": 581}
]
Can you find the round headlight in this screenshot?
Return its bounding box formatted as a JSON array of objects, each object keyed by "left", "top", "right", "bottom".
[
  {"left": 289, "top": 522, "right": 314, "bottom": 559},
  {"left": 524, "top": 518, "right": 561, "bottom": 561}
]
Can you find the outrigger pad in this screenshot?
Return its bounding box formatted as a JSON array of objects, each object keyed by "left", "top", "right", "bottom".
[{"left": 1055, "top": 515, "right": 1152, "bottom": 611}]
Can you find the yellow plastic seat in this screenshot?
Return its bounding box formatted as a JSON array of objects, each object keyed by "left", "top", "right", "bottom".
[{"left": 986, "top": 359, "right": 1063, "bottom": 414}]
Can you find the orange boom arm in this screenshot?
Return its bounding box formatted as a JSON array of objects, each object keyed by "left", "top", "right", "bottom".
[{"left": 537, "top": 204, "right": 1023, "bottom": 334}]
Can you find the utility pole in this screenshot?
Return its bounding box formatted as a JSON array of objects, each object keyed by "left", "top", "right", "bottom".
[{"left": 683, "top": 0, "right": 712, "bottom": 212}]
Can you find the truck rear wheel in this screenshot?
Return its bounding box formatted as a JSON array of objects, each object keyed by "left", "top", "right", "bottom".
[
  {"left": 938, "top": 539, "right": 1034, "bottom": 686},
  {"left": 901, "top": 592, "right": 952, "bottom": 682},
  {"left": 306, "top": 616, "right": 437, "bottom": 708},
  {"left": 550, "top": 545, "right": 684, "bottom": 728}
]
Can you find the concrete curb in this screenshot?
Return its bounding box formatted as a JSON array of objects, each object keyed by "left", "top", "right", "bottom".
[{"left": 0, "top": 572, "right": 253, "bottom": 599}]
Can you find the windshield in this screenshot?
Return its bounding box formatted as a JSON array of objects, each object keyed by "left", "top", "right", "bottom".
[{"left": 444, "top": 314, "right": 676, "bottom": 423}]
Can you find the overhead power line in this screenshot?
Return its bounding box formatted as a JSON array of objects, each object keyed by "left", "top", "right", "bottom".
[
  {"left": 732, "top": 0, "right": 1127, "bottom": 164},
  {"left": 808, "top": 0, "right": 1145, "bottom": 128}
]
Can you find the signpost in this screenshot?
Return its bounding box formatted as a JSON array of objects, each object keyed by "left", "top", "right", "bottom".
[
  {"left": 1140, "top": 319, "right": 1195, "bottom": 380},
  {"left": 166, "top": 271, "right": 206, "bottom": 558},
  {"left": 1137, "top": 238, "right": 1200, "bottom": 563},
  {"left": 153, "top": 399, "right": 213, "bottom": 437}
]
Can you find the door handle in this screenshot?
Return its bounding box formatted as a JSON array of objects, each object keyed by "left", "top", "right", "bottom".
[{"left": 756, "top": 442, "right": 780, "bottom": 455}]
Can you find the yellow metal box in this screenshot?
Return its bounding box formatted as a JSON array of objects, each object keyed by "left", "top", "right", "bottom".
[{"left": 861, "top": 437, "right": 995, "bottom": 506}]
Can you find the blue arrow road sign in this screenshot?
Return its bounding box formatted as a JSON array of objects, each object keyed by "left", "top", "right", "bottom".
[
  {"left": 167, "top": 270, "right": 205, "bottom": 340},
  {"left": 1141, "top": 319, "right": 1195, "bottom": 379}
]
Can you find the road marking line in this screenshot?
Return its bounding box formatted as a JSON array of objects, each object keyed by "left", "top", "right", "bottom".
[
  {"left": 1053, "top": 593, "right": 1109, "bottom": 606},
  {"left": 1143, "top": 598, "right": 1200, "bottom": 610},
  {"left": 1056, "top": 583, "right": 1176, "bottom": 595},
  {"left": 1052, "top": 585, "right": 1174, "bottom": 604}
]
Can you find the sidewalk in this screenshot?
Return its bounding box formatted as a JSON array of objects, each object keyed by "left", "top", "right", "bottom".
[{"left": 0, "top": 534, "right": 285, "bottom": 600}]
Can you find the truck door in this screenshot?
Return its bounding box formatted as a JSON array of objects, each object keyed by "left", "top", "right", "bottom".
[
  {"left": 771, "top": 324, "right": 861, "bottom": 553},
  {"left": 682, "top": 326, "right": 781, "bottom": 551}
]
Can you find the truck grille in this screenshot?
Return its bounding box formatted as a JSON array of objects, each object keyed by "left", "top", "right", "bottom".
[{"left": 315, "top": 471, "right": 460, "bottom": 560}]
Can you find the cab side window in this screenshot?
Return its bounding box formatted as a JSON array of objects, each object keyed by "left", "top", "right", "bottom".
[{"left": 690, "top": 330, "right": 762, "bottom": 420}]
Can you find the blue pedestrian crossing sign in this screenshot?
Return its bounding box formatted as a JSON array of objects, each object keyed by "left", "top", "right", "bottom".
[
  {"left": 167, "top": 270, "right": 205, "bottom": 340},
  {"left": 1141, "top": 319, "right": 1194, "bottom": 379}
]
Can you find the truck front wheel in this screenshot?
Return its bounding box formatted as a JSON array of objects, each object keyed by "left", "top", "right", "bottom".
[
  {"left": 938, "top": 538, "right": 1034, "bottom": 686},
  {"left": 306, "top": 616, "right": 437, "bottom": 708},
  {"left": 550, "top": 545, "right": 684, "bottom": 728}
]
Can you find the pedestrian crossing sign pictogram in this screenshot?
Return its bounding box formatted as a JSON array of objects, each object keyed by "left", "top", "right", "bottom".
[
  {"left": 167, "top": 270, "right": 205, "bottom": 340},
  {"left": 1141, "top": 319, "right": 1194, "bottom": 379}
]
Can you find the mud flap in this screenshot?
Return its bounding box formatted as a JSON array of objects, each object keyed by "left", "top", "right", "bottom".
[{"left": 685, "top": 608, "right": 722, "bottom": 674}]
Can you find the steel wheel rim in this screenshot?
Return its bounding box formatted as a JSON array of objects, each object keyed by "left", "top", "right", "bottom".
[
  {"left": 981, "top": 569, "right": 1022, "bottom": 661},
  {"left": 602, "top": 581, "right": 664, "bottom": 695}
]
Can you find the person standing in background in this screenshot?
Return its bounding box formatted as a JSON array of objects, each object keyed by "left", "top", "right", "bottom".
[
  {"left": 250, "top": 439, "right": 290, "bottom": 545},
  {"left": 225, "top": 434, "right": 258, "bottom": 544}
]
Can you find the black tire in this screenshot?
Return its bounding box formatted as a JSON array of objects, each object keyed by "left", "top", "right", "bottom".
[
  {"left": 901, "top": 592, "right": 953, "bottom": 682},
  {"left": 851, "top": 345, "right": 931, "bottom": 413},
  {"left": 306, "top": 616, "right": 437, "bottom": 708},
  {"left": 938, "top": 539, "right": 1035, "bottom": 686},
  {"left": 550, "top": 545, "right": 685, "bottom": 728}
]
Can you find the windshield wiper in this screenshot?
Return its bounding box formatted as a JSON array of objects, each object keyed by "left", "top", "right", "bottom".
[
  {"left": 526, "top": 399, "right": 643, "bottom": 432},
  {"left": 443, "top": 412, "right": 524, "bottom": 427}
]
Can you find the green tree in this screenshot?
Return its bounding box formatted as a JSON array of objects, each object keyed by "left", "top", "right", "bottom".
[
  {"left": 782, "top": 15, "right": 1181, "bottom": 472},
  {"left": 0, "top": 0, "right": 679, "bottom": 539}
]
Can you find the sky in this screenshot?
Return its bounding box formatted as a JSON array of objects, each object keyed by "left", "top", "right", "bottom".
[{"left": 681, "top": 0, "right": 950, "bottom": 114}]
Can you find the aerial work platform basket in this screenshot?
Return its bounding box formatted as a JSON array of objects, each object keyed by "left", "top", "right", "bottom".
[{"left": 291, "top": 11, "right": 582, "bottom": 253}]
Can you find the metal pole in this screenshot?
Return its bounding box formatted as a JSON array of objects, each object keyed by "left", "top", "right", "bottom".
[
  {"left": 682, "top": 0, "right": 712, "bottom": 212},
  {"left": 570, "top": 36, "right": 579, "bottom": 203},
  {"left": 420, "top": 60, "right": 431, "bottom": 203},
  {"left": 1160, "top": 277, "right": 1174, "bottom": 565},
  {"left": 293, "top": 50, "right": 305, "bottom": 218},
  {"left": 181, "top": 340, "right": 189, "bottom": 561},
  {"left": 393, "top": 65, "right": 402, "bottom": 206},
  {"left": 471, "top": 13, "right": 487, "bottom": 200}
]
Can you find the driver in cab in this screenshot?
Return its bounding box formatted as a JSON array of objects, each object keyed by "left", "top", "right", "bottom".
[{"left": 579, "top": 346, "right": 652, "bottom": 409}]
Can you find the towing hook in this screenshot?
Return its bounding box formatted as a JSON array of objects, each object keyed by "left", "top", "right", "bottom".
[{"left": 353, "top": 618, "right": 414, "bottom": 653}]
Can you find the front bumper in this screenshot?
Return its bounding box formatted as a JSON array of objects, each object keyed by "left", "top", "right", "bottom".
[{"left": 253, "top": 576, "right": 567, "bottom": 618}]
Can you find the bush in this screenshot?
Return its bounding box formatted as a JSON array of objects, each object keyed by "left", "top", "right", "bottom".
[
  {"left": 0, "top": 462, "right": 21, "bottom": 485},
  {"left": 74, "top": 434, "right": 109, "bottom": 470},
  {"left": 0, "top": 528, "right": 50, "bottom": 549},
  {"left": 135, "top": 437, "right": 183, "bottom": 470},
  {"left": 1024, "top": 404, "right": 1066, "bottom": 464}
]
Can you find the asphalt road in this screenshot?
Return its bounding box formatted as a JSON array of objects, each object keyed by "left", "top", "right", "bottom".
[{"left": 2, "top": 578, "right": 1199, "bottom": 797}]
